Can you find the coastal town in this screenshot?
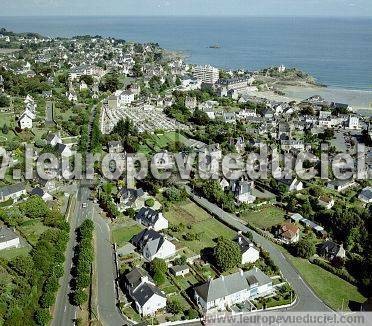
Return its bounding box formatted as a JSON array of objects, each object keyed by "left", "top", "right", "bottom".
[{"left": 0, "top": 28, "right": 371, "bottom": 326}]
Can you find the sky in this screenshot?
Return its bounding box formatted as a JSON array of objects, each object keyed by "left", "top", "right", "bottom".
[{"left": 0, "top": 0, "right": 371, "bottom": 17}]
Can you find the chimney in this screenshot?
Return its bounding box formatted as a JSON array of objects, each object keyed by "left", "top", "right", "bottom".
[
  {"left": 237, "top": 231, "right": 243, "bottom": 236},
  {"left": 249, "top": 243, "right": 254, "bottom": 247},
  {"left": 141, "top": 276, "right": 148, "bottom": 283},
  {"left": 220, "top": 275, "right": 224, "bottom": 281},
  {"left": 240, "top": 269, "right": 244, "bottom": 277}
]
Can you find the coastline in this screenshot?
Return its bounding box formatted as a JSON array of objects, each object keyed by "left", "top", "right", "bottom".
[{"left": 243, "top": 84, "right": 372, "bottom": 114}]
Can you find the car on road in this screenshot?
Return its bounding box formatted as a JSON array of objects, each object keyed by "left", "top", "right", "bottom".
[{"left": 82, "top": 202, "right": 87, "bottom": 208}]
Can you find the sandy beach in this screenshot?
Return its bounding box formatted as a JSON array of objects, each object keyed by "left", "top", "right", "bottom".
[{"left": 244, "top": 85, "right": 372, "bottom": 115}]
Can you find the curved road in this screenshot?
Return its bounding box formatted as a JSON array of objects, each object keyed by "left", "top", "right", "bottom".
[{"left": 186, "top": 186, "right": 331, "bottom": 312}]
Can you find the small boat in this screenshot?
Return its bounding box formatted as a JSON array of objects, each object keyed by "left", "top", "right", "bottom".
[{"left": 209, "top": 44, "right": 221, "bottom": 49}]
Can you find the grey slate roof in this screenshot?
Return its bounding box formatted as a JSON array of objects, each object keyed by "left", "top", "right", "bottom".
[
  {"left": 131, "top": 229, "right": 165, "bottom": 257},
  {"left": 0, "top": 183, "right": 25, "bottom": 197},
  {"left": 234, "top": 234, "right": 257, "bottom": 254},
  {"left": 136, "top": 207, "right": 160, "bottom": 227},
  {"left": 319, "top": 241, "right": 342, "bottom": 257},
  {"left": 194, "top": 268, "right": 271, "bottom": 303},
  {"left": 124, "top": 267, "right": 153, "bottom": 289},
  {"left": 0, "top": 227, "right": 19, "bottom": 243},
  {"left": 132, "top": 282, "right": 166, "bottom": 307}
]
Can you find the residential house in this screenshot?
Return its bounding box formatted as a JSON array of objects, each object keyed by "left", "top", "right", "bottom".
[
  {"left": 194, "top": 268, "right": 273, "bottom": 312},
  {"left": 131, "top": 229, "right": 176, "bottom": 261},
  {"left": 278, "top": 178, "right": 303, "bottom": 192},
  {"left": 319, "top": 241, "right": 346, "bottom": 261},
  {"left": 57, "top": 144, "right": 73, "bottom": 157},
  {"left": 123, "top": 267, "right": 166, "bottom": 316},
  {"left": 235, "top": 232, "right": 260, "bottom": 264},
  {"left": 0, "top": 227, "right": 20, "bottom": 251},
  {"left": 358, "top": 187, "right": 372, "bottom": 204},
  {"left": 118, "top": 188, "right": 146, "bottom": 211},
  {"left": 107, "top": 141, "right": 124, "bottom": 153},
  {"left": 274, "top": 222, "right": 300, "bottom": 244},
  {"left": 223, "top": 112, "right": 236, "bottom": 124},
  {"left": 0, "top": 183, "right": 26, "bottom": 203},
  {"left": 135, "top": 207, "right": 169, "bottom": 232},
  {"left": 46, "top": 133, "right": 63, "bottom": 147},
  {"left": 327, "top": 179, "right": 356, "bottom": 192},
  {"left": 232, "top": 180, "right": 256, "bottom": 204},
  {"left": 30, "top": 187, "right": 53, "bottom": 202},
  {"left": 318, "top": 196, "right": 335, "bottom": 209},
  {"left": 18, "top": 110, "right": 34, "bottom": 129},
  {"left": 169, "top": 265, "right": 190, "bottom": 277}
]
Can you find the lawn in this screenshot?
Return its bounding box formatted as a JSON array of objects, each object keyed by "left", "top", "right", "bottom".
[
  {"left": 0, "top": 247, "right": 30, "bottom": 260},
  {"left": 240, "top": 205, "right": 286, "bottom": 230},
  {"left": 285, "top": 253, "right": 366, "bottom": 311},
  {"left": 112, "top": 223, "right": 143, "bottom": 247},
  {"left": 18, "top": 219, "right": 50, "bottom": 246},
  {"left": 164, "top": 200, "right": 236, "bottom": 254}
]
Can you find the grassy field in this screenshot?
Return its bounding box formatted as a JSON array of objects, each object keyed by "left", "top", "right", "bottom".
[
  {"left": 285, "top": 253, "right": 366, "bottom": 311},
  {"left": 0, "top": 247, "right": 30, "bottom": 260},
  {"left": 112, "top": 223, "right": 143, "bottom": 247},
  {"left": 240, "top": 205, "right": 286, "bottom": 230},
  {"left": 18, "top": 219, "right": 50, "bottom": 246},
  {"left": 164, "top": 200, "right": 236, "bottom": 254}
]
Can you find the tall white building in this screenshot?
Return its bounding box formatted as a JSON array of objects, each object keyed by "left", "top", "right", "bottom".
[{"left": 193, "top": 65, "right": 219, "bottom": 84}]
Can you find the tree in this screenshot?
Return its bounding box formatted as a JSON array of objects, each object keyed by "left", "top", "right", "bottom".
[
  {"left": 153, "top": 271, "right": 165, "bottom": 286},
  {"left": 167, "top": 299, "right": 183, "bottom": 314},
  {"left": 214, "top": 237, "right": 242, "bottom": 272},
  {"left": 0, "top": 94, "right": 10, "bottom": 107},
  {"left": 186, "top": 308, "right": 199, "bottom": 319},
  {"left": 150, "top": 258, "right": 167, "bottom": 275},
  {"left": 34, "top": 308, "right": 51, "bottom": 326},
  {"left": 72, "top": 289, "right": 88, "bottom": 306},
  {"left": 2, "top": 123, "right": 9, "bottom": 134},
  {"left": 292, "top": 237, "right": 316, "bottom": 259},
  {"left": 145, "top": 198, "right": 155, "bottom": 207}
]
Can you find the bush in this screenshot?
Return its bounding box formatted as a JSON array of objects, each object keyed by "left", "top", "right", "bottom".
[
  {"left": 312, "top": 258, "right": 356, "bottom": 284},
  {"left": 150, "top": 258, "right": 167, "bottom": 275},
  {"left": 291, "top": 237, "right": 316, "bottom": 259},
  {"left": 153, "top": 271, "right": 166, "bottom": 286},
  {"left": 186, "top": 308, "right": 199, "bottom": 319},
  {"left": 167, "top": 299, "right": 183, "bottom": 315},
  {"left": 214, "top": 237, "right": 242, "bottom": 272},
  {"left": 145, "top": 198, "right": 155, "bottom": 207}
]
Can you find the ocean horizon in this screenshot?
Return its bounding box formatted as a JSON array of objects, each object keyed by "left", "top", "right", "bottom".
[{"left": 1, "top": 15, "right": 372, "bottom": 91}]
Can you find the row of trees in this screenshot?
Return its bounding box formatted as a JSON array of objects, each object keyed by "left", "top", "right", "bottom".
[{"left": 71, "top": 220, "right": 94, "bottom": 306}]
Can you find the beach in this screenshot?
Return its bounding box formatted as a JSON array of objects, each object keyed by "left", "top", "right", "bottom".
[{"left": 244, "top": 85, "right": 372, "bottom": 115}]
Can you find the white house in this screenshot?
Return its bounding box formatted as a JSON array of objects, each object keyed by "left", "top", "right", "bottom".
[
  {"left": 30, "top": 187, "right": 53, "bottom": 202},
  {"left": 235, "top": 232, "right": 260, "bottom": 264},
  {"left": 318, "top": 196, "right": 335, "bottom": 209},
  {"left": 0, "top": 227, "right": 21, "bottom": 251},
  {"left": 194, "top": 268, "right": 273, "bottom": 312},
  {"left": 347, "top": 116, "right": 359, "bottom": 130},
  {"left": 19, "top": 111, "right": 34, "bottom": 129},
  {"left": 0, "top": 183, "right": 26, "bottom": 203},
  {"left": 232, "top": 180, "right": 256, "bottom": 204},
  {"left": 358, "top": 187, "right": 372, "bottom": 204},
  {"left": 131, "top": 229, "right": 176, "bottom": 261},
  {"left": 46, "top": 133, "right": 63, "bottom": 147},
  {"left": 135, "top": 207, "right": 169, "bottom": 231},
  {"left": 123, "top": 268, "right": 166, "bottom": 316},
  {"left": 327, "top": 179, "right": 356, "bottom": 192},
  {"left": 117, "top": 90, "right": 135, "bottom": 105}
]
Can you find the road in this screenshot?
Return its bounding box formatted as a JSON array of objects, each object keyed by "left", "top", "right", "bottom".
[
  {"left": 186, "top": 186, "right": 332, "bottom": 312},
  {"left": 52, "top": 185, "right": 92, "bottom": 326},
  {"left": 92, "top": 206, "right": 131, "bottom": 326},
  {"left": 45, "top": 100, "right": 55, "bottom": 126}
]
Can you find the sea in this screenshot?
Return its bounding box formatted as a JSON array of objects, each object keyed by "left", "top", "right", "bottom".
[{"left": 0, "top": 16, "right": 372, "bottom": 91}]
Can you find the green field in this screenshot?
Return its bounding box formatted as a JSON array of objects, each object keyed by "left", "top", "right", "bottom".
[
  {"left": 285, "top": 253, "right": 366, "bottom": 311},
  {"left": 0, "top": 247, "right": 30, "bottom": 260},
  {"left": 240, "top": 205, "right": 286, "bottom": 230},
  {"left": 112, "top": 223, "right": 143, "bottom": 247},
  {"left": 18, "top": 219, "right": 50, "bottom": 246},
  {"left": 164, "top": 200, "right": 236, "bottom": 254}
]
